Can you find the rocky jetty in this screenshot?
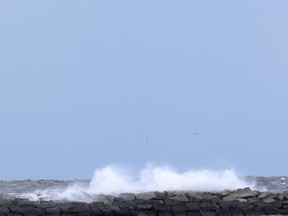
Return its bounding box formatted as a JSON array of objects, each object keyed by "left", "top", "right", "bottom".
[{"left": 1, "top": 187, "right": 288, "bottom": 215}]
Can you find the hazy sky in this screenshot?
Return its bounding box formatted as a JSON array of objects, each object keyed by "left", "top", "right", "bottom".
[{"left": 1, "top": 1, "right": 288, "bottom": 179}]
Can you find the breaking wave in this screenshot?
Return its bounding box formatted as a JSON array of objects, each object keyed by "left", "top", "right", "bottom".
[{"left": 20, "top": 164, "right": 254, "bottom": 202}]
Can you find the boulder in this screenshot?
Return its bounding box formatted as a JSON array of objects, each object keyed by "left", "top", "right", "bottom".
[
  {"left": 258, "top": 191, "right": 278, "bottom": 200},
  {"left": 94, "top": 194, "right": 115, "bottom": 204},
  {"left": 118, "top": 193, "right": 136, "bottom": 201},
  {"left": 222, "top": 188, "right": 256, "bottom": 201},
  {"left": 136, "top": 192, "right": 157, "bottom": 200},
  {"left": 170, "top": 194, "right": 189, "bottom": 202},
  {"left": 263, "top": 197, "right": 276, "bottom": 203},
  {"left": 279, "top": 190, "right": 288, "bottom": 200}
]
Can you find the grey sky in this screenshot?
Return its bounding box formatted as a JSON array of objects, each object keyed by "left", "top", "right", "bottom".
[{"left": 1, "top": 1, "right": 288, "bottom": 179}]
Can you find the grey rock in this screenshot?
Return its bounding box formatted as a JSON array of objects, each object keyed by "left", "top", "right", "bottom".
[
  {"left": 38, "top": 201, "right": 61, "bottom": 209},
  {"left": 154, "top": 191, "right": 168, "bottom": 199},
  {"left": 59, "top": 213, "right": 75, "bottom": 216},
  {"left": 171, "top": 211, "right": 187, "bottom": 216},
  {"left": 230, "top": 209, "right": 244, "bottom": 216},
  {"left": 216, "top": 209, "right": 231, "bottom": 216},
  {"left": 113, "top": 208, "right": 132, "bottom": 215},
  {"left": 94, "top": 194, "right": 115, "bottom": 204},
  {"left": 279, "top": 190, "right": 288, "bottom": 200},
  {"left": 45, "top": 213, "right": 60, "bottom": 216},
  {"left": 119, "top": 193, "right": 136, "bottom": 201},
  {"left": 243, "top": 208, "right": 266, "bottom": 216},
  {"left": 263, "top": 197, "right": 275, "bottom": 203},
  {"left": 152, "top": 200, "right": 170, "bottom": 211},
  {"left": 258, "top": 191, "right": 279, "bottom": 199},
  {"left": 0, "top": 207, "right": 10, "bottom": 213},
  {"left": 186, "top": 192, "right": 215, "bottom": 201},
  {"left": 45, "top": 206, "right": 61, "bottom": 213},
  {"left": 0, "top": 192, "right": 15, "bottom": 200},
  {"left": 223, "top": 188, "right": 256, "bottom": 201},
  {"left": 22, "top": 207, "right": 46, "bottom": 215},
  {"left": 135, "top": 192, "right": 157, "bottom": 200},
  {"left": 247, "top": 197, "right": 259, "bottom": 203},
  {"left": 158, "top": 211, "right": 173, "bottom": 216},
  {"left": 263, "top": 207, "right": 279, "bottom": 215},
  {"left": 77, "top": 213, "right": 91, "bottom": 216},
  {"left": 60, "top": 202, "right": 90, "bottom": 213},
  {"left": 234, "top": 198, "right": 247, "bottom": 202},
  {"left": 113, "top": 197, "right": 125, "bottom": 203},
  {"left": 185, "top": 202, "right": 200, "bottom": 211},
  {"left": 171, "top": 203, "right": 189, "bottom": 211},
  {"left": 199, "top": 201, "right": 219, "bottom": 210},
  {"left": 200, "top": 210, "right": 217, "bottom": 216},
  {"left": 5, "top": 214, "right": 23, "bottom": 216},
  {"left": 187, "top": 212, "right": 201, "bottom": 216},
  {"left": 171, "top": 194, "right": 189, "bottom": 202},
  {"left": 89, "top": 202, "right": 106, "bottom": 211}
]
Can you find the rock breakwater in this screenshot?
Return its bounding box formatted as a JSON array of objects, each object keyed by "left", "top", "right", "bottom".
[{"left": 1, "top": 187, "right": 288, "bottom": 215}]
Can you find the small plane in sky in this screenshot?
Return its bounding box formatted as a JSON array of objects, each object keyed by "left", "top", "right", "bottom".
[{"left": 193, "top": 131, "right": 202, "bottom": 135}]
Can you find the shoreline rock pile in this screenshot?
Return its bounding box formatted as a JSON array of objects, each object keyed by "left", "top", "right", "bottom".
[{"left": 1, "top": 187, "right": 288, "bottom": 215}]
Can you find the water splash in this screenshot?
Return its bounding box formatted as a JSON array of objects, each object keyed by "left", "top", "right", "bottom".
[{"left": 20, "top": 164, "right": 254, "bottom": 202}]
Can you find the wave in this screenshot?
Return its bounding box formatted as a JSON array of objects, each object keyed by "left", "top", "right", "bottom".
[{"left": 19, "top": 164, "right": 255, "bottom": 202}]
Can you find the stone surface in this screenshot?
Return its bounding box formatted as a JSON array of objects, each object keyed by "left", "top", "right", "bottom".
[
  {"left": 223, "top": 187, "right": 256, "bottom": 201},
  {"left": 119, "top": 193, "right": 136, "bottom": 201},
  {"left": 1, "top": 189, "right": 288, "bottom": 215}
]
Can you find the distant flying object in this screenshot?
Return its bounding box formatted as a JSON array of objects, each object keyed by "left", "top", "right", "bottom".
[
  {"left": 193, "top": 132, "right": 202, "bottom": 135},
  {"left": 140, "top": 138, "right": 148, "bottom": 141}
]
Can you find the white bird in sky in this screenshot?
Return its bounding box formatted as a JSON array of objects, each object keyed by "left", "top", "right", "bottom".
[
  {"left": 140, "top": 137, "right": 148, "bottom": 141},
  {"left": 193, "top": 131, "right": 202, "bottom": 135}
]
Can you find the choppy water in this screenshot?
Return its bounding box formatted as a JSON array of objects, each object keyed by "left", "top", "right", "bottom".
[{"left": 0, "top": 166, "right": 287, "bottom": 203}]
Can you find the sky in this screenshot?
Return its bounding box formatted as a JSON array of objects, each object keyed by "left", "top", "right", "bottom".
[{"left": 0, "top": 1, "right": 288, "bottom": 179}]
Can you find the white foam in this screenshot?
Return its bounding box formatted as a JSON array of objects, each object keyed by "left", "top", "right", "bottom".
[{"left": 20, "top": 164, "right": 254, "bottom": 202}]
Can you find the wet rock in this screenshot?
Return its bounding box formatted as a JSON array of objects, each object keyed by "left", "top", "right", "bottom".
[
  {"left": 279, "top": 190, "right": 288, "bottom": 200},
  {"left": 171, "top": 211, "right": 186, "bottom": 216},
  {"left": 263, "top": 207, "right": 279, "bottom": 215},
  {"left": 223, "top": 187, "right": 256, "bottom": 201},
  {"left": 263, "top": 197, "right": 275, "bottom": 203},
  {"left": 113, "top": 197, "right": 125, "bottom": 204},
  {"left": 171, "top": 194, "right": 189, "bottom": 202},
  {"left": 199, "top": 201, "right": 219, "bottom": 211},
  {"left": 152, "top": 200, "right": 170, "bottom": 211},
  {"left": 170, "top": 203, "right": 189, "bottom": 212},
  {"left": 135, "top": 192, "right": 157, "bottom": 200},
  {"left": 154, "top": 191, "right": 168, "bottom": 199},
  {"left": 247, "top": 197, "right": 259, "bottom": 203},
  {"left": 119, "top": 193, "right": 136, "bottom": 201},
  {"left": 134, "top": 199, "right": 153, "bottom": 210},
  {"left": 158, "top": 211, "right": 173, "bottom": 216},
  {"left": 258, "top": 191, "right": 278, "bottom": 199},
  {"left": 94, "top": 194, "right": 115, "bottom": 204},
  {"left": 187, "top": 192, "right": 216, "bottom": 201},
  {"left": 89, "top": 201, "right": 106, "bottom": 211},
  {"left": 22, "top": 207, "right": 46, "bottom": 215},
  {"left": 187, "top": 212, "right": 201, "bottom": 216},
  {"left": 0, "top": 192, "right": 15, "bottom": 200},
  {"left": 230, "top": 209, "right": 244, "bottom": 216},
  {"left": 45, "top": 206, "right": 61, "bottom": 214},
  {"left": 185, "top": 202, "right": 200, "bottom": 211},
  {"left": 59, "top": 202, "right": 90, "bottom": 213},
  {"left": 215, "top": 209, "right": 231, "bottom": 216},
  {"left": 243, "top": 208, "right": 266, "bottom": 216},
  {"left": 9, "top": 205, "right": 45, "bottom": 215},
  {"left": 113, "top": 208, "right": 132, "bottom": 215},
  {"left": 0, "top": 207, "right": 10, "bottom": 215},
  {"left": 2, "top": 189, "right": 288, "bottom": 215},
  {"left": 199, "top": 210, "right": 217, "bottom": 216}
]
